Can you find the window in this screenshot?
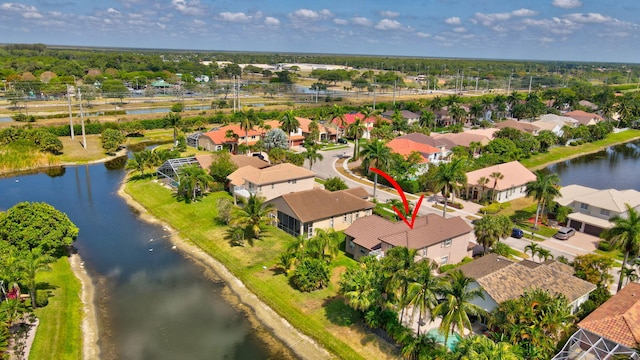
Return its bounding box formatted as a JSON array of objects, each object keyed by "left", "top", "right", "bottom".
[
  {"left": 580, "top": 203, "right": 589, "bottom": 210},
  {"left": 330, "top": 218, "right": 334, "bottom": 227},
  {"left": 271, "top": 184, "right": 275, "bottom": 189},
  {"left": 349, "top": 240, "right": 355, "bottom": 249},
  {"left": 440, "top": 256, "right": 448, "bottom": 265},
  {"left": 288, "top": 179, "right": 297, "bottom": 184},
  {"left": 360, "top": 248, "right": 366, "bottom": 254},
  {"left": 343, "top": 214, "right": 348, "bottom": 222},
  {"left": 258, "top": 186, "right": 262, "bottom": 192},
  {"left": 355, "top": 212, "right": 360, "bottom": 219},
  {"left": 442, "top": 239, "right": 452, "bottom": 248},
  {"left": 600, "top": 208, "right": 610, "bottom": 216}
]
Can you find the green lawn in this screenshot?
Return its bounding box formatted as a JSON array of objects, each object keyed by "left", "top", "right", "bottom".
[
  {"left": 125, "top": 179, "right": 371, "bottom": 359},
  {"left": 30, "top": 257, "right": 82, "bottom": 360}
]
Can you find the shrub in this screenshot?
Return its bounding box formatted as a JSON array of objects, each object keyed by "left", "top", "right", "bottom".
[
  {"left": 324, "top": 177, "right": 348, "bottom": 191},
  {"left": 171, "top": 102, "right": 185, "bottom": 112},
  {"left": 398, "top": 179, "right": 420, "bottom": 194},
  {"left": 480, "top": 202, "right": 502, "bottom": 214},
  {"left": 439, "top": 264, "right": 456, "bottom": 273},
  {"left": 597, "top": 241, "right": 610, "bottom": 251},
  {"left": 291, "top": 258, "right": 330, "bottom": 292},
  {"left": 35, "top": 290, "right": 49, "bottom": 307}
]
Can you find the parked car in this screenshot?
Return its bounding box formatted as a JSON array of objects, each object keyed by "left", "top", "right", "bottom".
[
  {"left": 337, "top": 138, "right": 348, "bottom": 144},
  {"left": 511, "top": 228, "right": 524, "bottom": 239},
  {"left": 554, "top": 227, "right": 576, "bottom": 240}
]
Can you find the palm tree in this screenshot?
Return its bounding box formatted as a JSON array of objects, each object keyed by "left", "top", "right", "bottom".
[
  {"left": 469, "top": 102, "right": 484, "bottom": 124},
  {"left": 339, "top": 258, "right": 383, "bottom": 312},
  {"left": 525, "top": 171, "right": 561, "bottom": 229},
  {"left": 448, "top": 103, "right": 467, "bottom": 125},
  {"left": 125, "top": 149, "right": 152, "bottom": 176},
  {"left": 164, "top": 111, "right": 182, "bottom": 146},
  {"left": 383, "top": 247, "right": 418, "bottom": 324},
  {"left": 455, "top": 335, "right": 519, "bottom": 360},
  {"left": 536, "top": 248, "right": 554, "bottom": 262},
  {"left": 406, "top": 260, "right": 441, "bottom": 335},
  {"left": 360, "top": 140, "right": 393, "bottom": 198},
  {"left": 524, "top": 242, "right": 541, "bottom": 259},
  {"left": 307, "top": 229, "right": 340, "bottom": 261},
  {"left": 304, "top": 145, "right": 323, "bottom": 170},
  {"left": 331, "top": 104, "right": 348, "bottom": 140},
  {"left": 619, "top": 267, "right": 639, "bottom": 286},
  {"left": 432, "top": 270, "right": 486, "bottom": 343},
  {"left": 238, "top": 110, "right": 259, "bottom": 147},
  {"left": 601, "top": 204, "right": 640, "bottom": 291},
  {"left": 280, "top": 110, "right": 300, "bottom": 148},
  {"left": 307, "top": 120, "right": 320, "bottom": 143},
  {"left": 475, "top": 176, "right": 489, "bottom": 201},
  {"left": 429, "top": 96, "right": 444, "bottom": 124},
  {"left": 347, "top": 116, "right": 367, "bottom": 159},
  {"left": 18, "top": 247, "right": 54, "bottom": 309},
  {"left": 418, "top": 111, "right": 435, "bottom": 131},
  {"left": 177, "top": 164, "right": 213, "bottom": 202},
  {"left": 489, "top": 171, "right": 504, "bottom": 203},
  {"left": 474, "top": 215, "right": 512, "bottom": 255},
  {"left": 231, "top": 194, "right": 275, "bottom": 240},
  {"left": 432, "top": 158, "right": 467, "bottom": 217}
]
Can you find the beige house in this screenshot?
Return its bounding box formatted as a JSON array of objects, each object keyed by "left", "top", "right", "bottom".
[
  {"left": 464, "top": 161, "right": 537, "bottom": 203},
  {"left": 267, "top": 188, "right": 374, "bottom": 237},
  {"left": 494, "top": 119, "right": 541, "bottom": 134},
  {"left": 227, "top": 163, "right": 316, "bottom": 202},
  {"left": 457, "top": 253, "right": 596, "bottom": 314},
  {"left": 564, "top": 110, "right": 603, "bottom": 126},
  {"left": 344, "top": 214, "right": 474, "bottom": 265},
  {"left": 557, "top": 185, "right": 640, "bottom": 236}
]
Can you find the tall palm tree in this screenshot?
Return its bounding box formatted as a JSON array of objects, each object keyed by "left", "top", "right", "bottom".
[
  {"left": 347, "top": 117, "right": 367, "bottom": 159},
  {"left": 177, "top": 165, "right": 213, "bottom": 202},
  {"left": 280, "top": 110, "right": 300, "bottom": 148},
  {"left": 525, "top": 171, "right": 561, "bottom": 229},
  {"left": 601, "top": 204, "right": 640, "bottom": 291},
  {"left": 331, "top": 104, "right": 348, "bottom": 140},
  {"left": 474, "top": 215, "right": 512, "bottom": 255},
  {"left": 164, "top": 111, "right": 182, "bottom": 146},
  {"left": 489, "top": 171, "right": 504, "bottom": 203},
  {"left": 455, "top": 335, "right": 519, "bottom": 360},
  {"left": 418, "top": 111, "right": 435, "bottom": 131},
  {"left": 383, "top": 247, "right": 418, "bottom": 324},
  {"left": 18, "top": 247, "right": 54, "bottom": 309},
  {"left": 476, "top": 176, "right": 489, "bottom": 201},
  {"left": 429, "top": 96, "right": 444, "bottom": 124},
  {"left": 231, "top": 194, "right": 275, "bottom": 240},
  {"left": 469, "top": 102, "right": 484, "bottom": 124},
  {"left": 125, "top": 149, "right": 152, "bottom": 176},
  {"left": 238, "top": 110, "right": 259, "bottom": 147},
  {"left": 406, "top": 260, "right": 441, "bottom": 335},
  {"left": 304, "top": 145, "right": 323, "bottom": 170},
  {"left": 360, "top": 139, "right": 393, "bottom": 198},
  {"left": 432, "top": 270, "right": 486, "bottom": 343},
  {"left": 448, "top": 103, "right": 467, "bottom": 125},
  {"left": 432, "top": 158, "right": 467, "bottom": 217}
]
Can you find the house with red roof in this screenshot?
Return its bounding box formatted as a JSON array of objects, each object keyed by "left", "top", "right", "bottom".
[
  {"left": 198, "top": 124, "right": 263, "bottom": 152},
  {"left": 386, "top": 138, "right": 441, "bottom": 165},
  {"left": 331, "top": 112, "right": 384, "bottom": 140}
]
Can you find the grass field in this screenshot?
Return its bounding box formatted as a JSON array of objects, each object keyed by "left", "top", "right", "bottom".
[
  {"left": 125, "top": 179, "right": 399, "bottom": 359},
  {"left": 30, "top": 257, "right": 82, "bottom": 360}
]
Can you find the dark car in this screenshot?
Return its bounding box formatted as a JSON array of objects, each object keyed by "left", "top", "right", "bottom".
[
  {"left": 337, "top": 138, "right": 348, "bottom": 144},
  {"left": 511, "top": 228, "right": 524, "bottom": 239}
]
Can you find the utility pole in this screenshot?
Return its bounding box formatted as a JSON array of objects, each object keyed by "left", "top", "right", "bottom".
[
  {"left": 372, "top": 83, "right": 376, "bottom": 110},
  {"left": 393, "top": 79, "right": 397, "bottom": 106},
  {"left": 507, "top": 71, "right": 513, "bottom": 94},
  {"left": 77, "top": 88, "right": 87, "bottom": 149},
  {"left": 528, "top": 76, "right": 533, "bottom": 93},
  {"left": 67, "top": 85, "right": 75, "bottom": 139}
]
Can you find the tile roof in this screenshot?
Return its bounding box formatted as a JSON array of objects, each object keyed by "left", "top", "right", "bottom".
[
  {"left": 271, "top": 188, "right": 374, "bottom": 223},
  {"left": 494, "top": 119, "right": 540, "bottom": 133},
  {"left": 432, "top": 132, "right": 492, "bottom": 147},
  {"left": 559, "top": 185, "right": 640, "bottom": 211},
  {"left": 456, "top": 253, "right": 514, "bottom": 280},
  {"left": 564, "top": 110, "right": 603, "bottom": 125},
  {"left": 342, "top": 187, "right": 369, "bottom": 199},
  {"left": 578, "top": 282, "right": 640, "bottom": 348},
  {"left": 201, "top": 123, "right": 263, "bottom": 145},
  {"left": 345, "top": 214, "right": 472, "bottom": 250},
  {"left": 539, "top": 113, "right": 579, "bottom": 126},
  {"left": 396, "top": 132, "right": 454, "bottom": 149},
  {"left": 465, "top": 161, "right": 537, "bottom": 191},
  {"left": 195, "top": 154, "right": 270, "bottom": 172},
  {"left": 386, "top": 138, "right": 440, "bottom": 162},
  {"left": 381, "top": 110, "right": 420, "bottom": 119},
  {"left": 331, "top": 112, "right": 380, "bottom": 128},
  {"left": 241, "top": 163, "right": 315, "bottom": 185}
]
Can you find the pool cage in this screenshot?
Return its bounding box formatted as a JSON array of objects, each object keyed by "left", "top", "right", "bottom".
[
  {"left": 553, "top": 328, "right": 639, "bottom": 360},
  {"left": 187, "top": 132, "right": 203, "bottom": 148},
  {"left": 156, "top": 156, "right": 200, "bottom": 187}
]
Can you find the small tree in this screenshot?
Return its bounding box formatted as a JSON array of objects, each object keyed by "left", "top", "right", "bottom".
[
  {"left": 101, "top": 128, "right": 125, "bottom": 154},
  {"left": 291, "top": 258, "right": 330, "bottom": 292},
  {"left": 324, "top": 177, "right": 348, "bottom": 191},
  {"left": 216, "top": 198, "right": 234, "bottom": 225},
  {"left": 209, "top": 151, "right": 238, "bottom": 183}
]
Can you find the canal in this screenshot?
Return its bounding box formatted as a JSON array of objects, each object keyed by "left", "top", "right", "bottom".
[{"left": 0, "top": 161, "right": 288, "bottom": 359}]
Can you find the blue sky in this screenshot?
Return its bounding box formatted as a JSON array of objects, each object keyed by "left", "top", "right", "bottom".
[{"left": 1, "top": 0, "right": 639, "bottom": 63}]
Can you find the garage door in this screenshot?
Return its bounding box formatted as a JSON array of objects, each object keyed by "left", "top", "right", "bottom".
[
  {"left": 569, "top": 220, "right": 582, "bottom": 231},
  {"left": 584, "top": 224, "right": 603, "bottom": 236}
]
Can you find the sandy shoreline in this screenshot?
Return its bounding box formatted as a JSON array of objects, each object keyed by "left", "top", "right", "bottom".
[
  {"left": 117, "top": 182, "right": 333, "bottom": 360},
  {"left": 69, "top": 254, "right": 101, "bottom": 360}
]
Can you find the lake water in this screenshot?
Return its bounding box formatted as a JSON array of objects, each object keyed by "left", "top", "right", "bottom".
[
  {"left": 0, "top": 162, "right": 285, "bottom": 359},
  {"left": 545, "top": 140, "right": 640, "bottom": 190}
]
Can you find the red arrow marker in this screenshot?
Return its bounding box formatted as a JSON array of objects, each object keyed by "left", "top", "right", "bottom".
[{"left": 370, "top": 168, "right": 424, "bottom": 229}]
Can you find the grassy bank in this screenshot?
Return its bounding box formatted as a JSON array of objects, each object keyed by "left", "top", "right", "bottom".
[
  {"left": 521, "top": 129, "right": 640, "bottom": 170},
  {"left": 124, "top": 179, "right": 395, "bottom": 360},
  {"left": 30, "top": 257, "right": 82, "bottom": 360}
]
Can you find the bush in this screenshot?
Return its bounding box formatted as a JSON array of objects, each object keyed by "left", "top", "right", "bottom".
[
  {"left": 439, "top": 264, "right": 456, "bottom": 273},
  {"left": 597, "top": 241, "right": 611, "bottom": 251},
  {"left": 171, "top": 102, "right": 185, "bottom": 112},
  {"left": 13, "top": 113, "right": 36, "bottom": 122},
  {"left": 291, "top": 258, "right": 330, "bottom": 292},
  {"left": 35, "top": 290, "right": 49, "bottom": 307},
  {"left": 480, "top": 202, "right": 502, "bottom": 214},
  {"left": 324, "top": 177, "right": 348, "bottom": 191},
  {"left": 398, "top": 179, "right": 420, "bottom": 194}
]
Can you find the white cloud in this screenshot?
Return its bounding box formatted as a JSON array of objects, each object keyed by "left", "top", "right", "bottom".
[
  {"left": 289, "top": 8, "right": 333, "bottom": 21},
  {"left": 0, "top": 2, "right": 43, "bottom": 18},
  {"left": 375, "top": 19, "right": 402, "bottom": 30},
  {"left": 264, "top": 17, "right": 280, "bottom": 26},
  {"left": 379, "top": 10, "right": 399, "bottom": 18},
  {"left": 333, "top": 18, "right": 348, "bottom": 25},
  {"left": 453, "top": 27, "right": 466, "bottom": 33},
  {"left": 171, "top": 0, "right": 204, "bottom": 16},
  {"left": 445, "top": 16, "right": 461, "bottom": 25},
  {"left": 352, "top": 17, "right": 372, "bottom": 27},
  {"left": 512, "top": 8, "right": 537, "bottom": 17},
  {"left": 552, "top": 0, "right": 582, "bottom": 9},
  {"left": 416, "top": 32, "right": 431, "bottom": 38},
  {"left": 218, "top": 12, "right": 252, "bottom": 23},
  {"left": 540, "top": 37, "right": 554, "bottom": 43},
  {"left": 566, "top": 13, "right": 612, "bottom": 23},
  {"left": 193, "top": 19, "right": 205, "bottom": 25},
  {"left": 107, "top": 8, "right": 121, "bottom": 16}
]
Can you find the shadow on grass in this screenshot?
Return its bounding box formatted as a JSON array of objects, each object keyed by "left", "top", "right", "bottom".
[
  {"left": 322, "top": 296, "right": 359, "bottom": 327},
  {"left": 36, "top": 282, "right": 59, "bottom": 291}
]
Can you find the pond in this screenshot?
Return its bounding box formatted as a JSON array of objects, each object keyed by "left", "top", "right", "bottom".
[{"left": 0, "top": 161, "right": 288, "bottom": 359}]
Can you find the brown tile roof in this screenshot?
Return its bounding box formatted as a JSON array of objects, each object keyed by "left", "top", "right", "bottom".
[
  {"left": 271, "top": 189, "right": 374, "bottom": 223},
  {"left": 345, "top": 214, "right": 472, "bottom": 250},
  {"left": 432, "top": 132, "right": 492, "bottom": 147},
  {"left": 396, "top": 132, "right": 454, "bottom": 149},
  {"left": 195, "top": 154, "right": 270, "bottom": 171},
  {"left": 494, "top": 119, "right": 540, "bottom": 133},
  {"left": 456, "top": 253, "right": 514, "bottom": 280},
  {"left": 238, "top": 163, "right": 315, "bottom": 186},
  {"left": 564, "top": 110, "right": 603, "bottom": 125},
  {"left": 342, "top": 187, "right": 369, "bottom": 199},
  {"left": 227, "top": 165, "right": 259, "bottom": 187},
  {"left": 201, "top": 123, "right": 262, "bottom": 144},
  {"left": 474, "top": 261, "right": 596, "bottom": 305},
  {"left": 465, "top": 161, "right": 537, "bottom": 191},
  {"left": 578, "top": 282, "right": 640, "bottom": 348}
]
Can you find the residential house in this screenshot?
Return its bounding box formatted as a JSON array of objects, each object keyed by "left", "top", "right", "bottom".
[
  {"left": 331, "top": 112, "right": 382, "bottom": 140},
  {"left": 198, "top": 124, "right": 263, "bottom": 152},
  {"left": 464, "top": 161, "right": 537, "bottom": 203},
  {"left": 386, "top": 138, "right": 441, "bottom": 173},
  {"left": 457, "top": 253, "right": 596, "bottom": 314},
  {"left": 295, "top": 116, "right": 337, "bottom": 143},
  {"left": 266, "top": 188, "right": 375, "bottom": 237},
  {"left": 539, "top": 113, "right": 579, "bottom": 128},
  {"left": 344, "top": 214, "right": 474, "bottom": 264},
  {"left": 557, "top": 185, "right": 640, "bottom": 236},
  {"left": 392, "top": 132, "right": 452, "bottom": 162},
  {"left": 564, "top": 110, "right": 603, "bottom": 126},
  {"left": 432, "top": 130, "right": 493, "bottom": 148},
  {"left": 227, "top": 163, "right": 316, "bottom": 202},
  {"left": 530, "top": 119, "right": 565, "bottom": 137},
  {"left": 554, "top": 282, "right": 640, "bottom": 360},
  {"left": 262, "top": 119, "right": 306, "bottom": 148},
  {"left": 578, "top": 100, "right": 598, "bottom": 111},
  {"left": 381, "top": 110, "right": 421, "bottom": 125},
  {"left": 494, "top": 119, "right": 541, "bottom": 135}
]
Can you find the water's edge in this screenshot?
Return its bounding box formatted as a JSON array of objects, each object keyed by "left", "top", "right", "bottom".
[{"left": 69, "top": 254, "right": 101, "bottom": 360}]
